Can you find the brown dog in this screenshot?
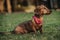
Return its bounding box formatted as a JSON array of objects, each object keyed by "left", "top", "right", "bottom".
[
  {"left": 0, "top": 4, "right": 51, "bottom": 34},
  {"left": 12, "top": 4, "right": 51, "bottom": 34}
]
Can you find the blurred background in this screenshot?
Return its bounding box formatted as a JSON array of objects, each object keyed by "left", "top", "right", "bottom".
[
  {"left": 0, "top": 0, "right": 60, "bottom": 13},
  {"left": 0, "top": 0, "right": 60, "bottom": 40}
]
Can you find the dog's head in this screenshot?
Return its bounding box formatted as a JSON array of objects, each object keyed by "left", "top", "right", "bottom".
[{"left": 34, "top": 5, "right": 52, "bottom": 15}]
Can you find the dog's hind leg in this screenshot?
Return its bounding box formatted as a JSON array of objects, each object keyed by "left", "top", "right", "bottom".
[{"left": 14, "top": 26, "right": 28, "bottom": 34}]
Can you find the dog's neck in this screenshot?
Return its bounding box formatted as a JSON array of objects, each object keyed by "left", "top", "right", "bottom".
[{"left": 34, "top": 14, "right": 42, "bottom": 18}]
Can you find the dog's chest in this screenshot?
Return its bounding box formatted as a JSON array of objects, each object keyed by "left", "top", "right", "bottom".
[
  {"left": 33, "top": 16, "right": 43, "bottom": 24},
  {"left": 33, "top": 17, "right": 43, "bottom": 29}
]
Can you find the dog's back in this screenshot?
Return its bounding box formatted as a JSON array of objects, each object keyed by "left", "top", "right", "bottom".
[{"left": 14, "top": 20, "right": 36, "bottom": 34}]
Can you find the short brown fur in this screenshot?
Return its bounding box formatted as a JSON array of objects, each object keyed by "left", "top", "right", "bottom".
[{"left": 13, "top": 4, "right": 51, "bottom": 34}]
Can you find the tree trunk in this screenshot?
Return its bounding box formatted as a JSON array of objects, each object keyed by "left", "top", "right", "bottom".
[
  {"left": 6, "top": 0, "right": 12, "bottom": 13},
  {"left": 0, "top": 0, "right": 4, "bottom": 12}
]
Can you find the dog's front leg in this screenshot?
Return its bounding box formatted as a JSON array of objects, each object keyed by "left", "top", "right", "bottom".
[{"left": 39, "top": 25, "right": 43, "bottom": 34}]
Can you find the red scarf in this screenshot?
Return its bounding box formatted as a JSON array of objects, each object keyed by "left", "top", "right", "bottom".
[{"left": 33, "top": 16, "right": 42, "bottom": 25}]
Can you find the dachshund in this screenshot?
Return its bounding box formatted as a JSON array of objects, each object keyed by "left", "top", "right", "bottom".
[
  {"left": 12, "top": 4, "right": 51, "bottom": 34},
  {"left": 0, "top": 4, "right": 51, "bottom": 34}
]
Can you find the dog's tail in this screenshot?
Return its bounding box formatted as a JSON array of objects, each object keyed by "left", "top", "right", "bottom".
[{"left": 0, "top": 31, "right": 15, "bottom": 35}]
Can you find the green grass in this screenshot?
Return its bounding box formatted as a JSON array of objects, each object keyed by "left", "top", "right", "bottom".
[{"left": 0, "top": 11, "right": 60, "bottom": 40}]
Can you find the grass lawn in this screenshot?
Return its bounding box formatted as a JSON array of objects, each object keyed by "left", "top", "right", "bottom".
[{"left": 0, "top": 10, "right": 60, "bottom": 40}]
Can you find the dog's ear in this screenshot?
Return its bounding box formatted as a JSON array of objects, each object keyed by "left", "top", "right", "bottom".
[
  {"left": 34, "top": 8, "right": 38, "bottom": 12},
  {"left": 34, "top": 7, "right": 40, "bottom": 13},
  {"left": 34, "top": 9, "right": 36, "bottom": 12}
]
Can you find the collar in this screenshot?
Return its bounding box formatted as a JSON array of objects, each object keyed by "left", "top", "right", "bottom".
[{"left": 33, "top": 16, "right": 42, "bottom": 25}]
